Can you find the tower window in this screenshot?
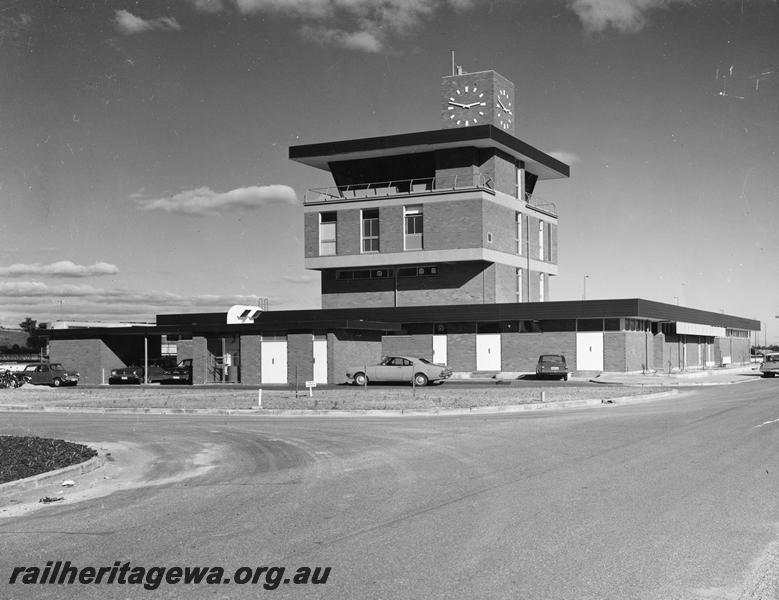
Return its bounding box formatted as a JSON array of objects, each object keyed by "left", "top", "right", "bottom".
[
  {"left": 319, "top": 212, "right": 337, "bottom": 256},
  {"left": 404, "top": 205, "right": 423, "bottom": 250},
  {"left": 361, "top": 209, "right": 379, "bottom": 253}
]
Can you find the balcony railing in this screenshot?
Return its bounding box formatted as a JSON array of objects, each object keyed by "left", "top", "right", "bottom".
[
  {"left": 304, "top": 174, "right": 493, "bottom": 204},
  {"left": 304, "top": 175, "right": 557, "bottom": 217}
]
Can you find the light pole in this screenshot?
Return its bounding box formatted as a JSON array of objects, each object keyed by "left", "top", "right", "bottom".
[{"left": 582, "top": 275, "right": 589, "bottom": 301}]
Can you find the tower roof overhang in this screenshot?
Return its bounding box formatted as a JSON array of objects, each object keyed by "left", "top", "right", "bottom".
[{"left": 289, "top": 125, "right": 570, "bottom": 181}]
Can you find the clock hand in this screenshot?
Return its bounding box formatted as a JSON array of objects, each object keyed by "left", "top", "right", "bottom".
[
  {"left": 465, "top": 102, "right": 482, "bottom": 108},
  {"left": 448, "top": 101, "right": 470, "bottom": 108}
]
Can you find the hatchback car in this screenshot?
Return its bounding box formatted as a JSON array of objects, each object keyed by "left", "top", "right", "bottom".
[
  {"left": 346, "top": 355, "right": 453, "bottom": 387},
  {"left": 535, "top": 354, "right": 570, "bottom": 381},
  {"left": 22, "top": 362, "right": 79, "bottom": 387},
  {"left": 760, "top": 353, "right": 779, "bottom": 378}
]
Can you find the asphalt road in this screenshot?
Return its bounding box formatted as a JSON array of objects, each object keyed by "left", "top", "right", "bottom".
[{"left": 2, "top": 381, "right": 778, "bottom": 599}]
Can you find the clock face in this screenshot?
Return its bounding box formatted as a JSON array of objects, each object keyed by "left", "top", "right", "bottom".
[
  {"left": 446, "top": 84, "right": 488, "bottom": 127},
  {"left": 496, "top": 88, "right": 513, "bottom": 131}
]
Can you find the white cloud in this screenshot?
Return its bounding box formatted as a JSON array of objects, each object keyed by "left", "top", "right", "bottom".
[
  {"left": 0, "top": 261, "right": 119, "bottom": 278},
  {"left": 300, "top": 25, "right": 384, "bottom": 52},
  {"left": 114, "top": 10, "right": 181, "bottom": 35},
  {"left": 548, "top": 151, "right": 581, "bottom": 165},
  {"left": 567, "top": 0, "right": 692, "bottom": 34},
  {"left": 194, "top": 0, "right": 474, "bottom": 52},
  {"left": 0, "top": 281, "right": 263, "bottom": 309},
  {"left": 134, "top": 185, "right": 298, "bottom": 216},
  {"left": 190, "top": 0, "right": 226, "bottom": 13},
  {"left": 280, "top": 274, "right": 318, "bottom": 284}
]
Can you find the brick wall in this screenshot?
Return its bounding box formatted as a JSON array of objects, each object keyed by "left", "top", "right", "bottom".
[
  {"left": 322, "top": 261, "right": 494, "bottom": 308},
  {"left": 337, "top": 208, "right": 361, "bottom": 255},
  {"left": 495, "top": 263, "right": 518, "bottom": 304},
  {"left": 191, "top": 336, "right": 209, "bottom": 385},
  {"left": 482, "top": 150, "right": 519, "bottom": 197},
  {"left": 483, "top": 200, "right": 518, "bottom": 255},
  {"left": 447, "top": 332, "right": 476, "bottom": 371},
  {"left": 304, "top": 212, "right": 318, "bottom": 258},
  {"left": 240, "top": 335, "right": 261, "bottom": 385},
  {"left": 425, "top": 199, "right": 482, "bottom": 250},
  {"left": 382, "top": 335, "right": 433, "bottom": 360},
  {"left": 625, "top": 331, "right": 650, "bottom": 372},
  {"left": 718, "top": 337, "right": 750, "bottom": 365},
  {"left": 49, "top": 339, "right": 104, "bottom": 385},
  {"left": 603, "top": 332, "right": 626, "bottom": 372},
  {"left": 329, "top": 330, "right": 383, "bottom": 384},
  {"left": 177, "top": 339, "right": 193, "bottom": 362},
  {"left": 380, "top": 204, "right": 404, "bottom": 253},
  {"left": 287, "top": 333, "right": 313, "bottom": 387},
  {"left": 501, "top": 332, "right": 577, "bottom": 372}
]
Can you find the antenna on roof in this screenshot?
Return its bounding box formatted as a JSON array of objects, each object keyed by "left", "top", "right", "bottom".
[{"left": 451, "top": 50, "right": 455, "bottom": 76}]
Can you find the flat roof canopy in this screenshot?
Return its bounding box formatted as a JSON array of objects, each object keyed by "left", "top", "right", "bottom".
[
  {"left": 48, "top": 299, "right": 759, "bottom": 340},
  {"left": 289, "top": 125, "right": 570, "bottom": 181}
]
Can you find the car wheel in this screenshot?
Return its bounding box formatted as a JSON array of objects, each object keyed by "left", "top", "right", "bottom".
[
  {"left": 52, "top": 377, "right": 62, "bottom": 387},
  {"left": 414, "top": 373, "right": 429, "bottom": 387},
  {"left": 354, "top": 372, "right": 368, "bottom": 386},
  {"left": 562, "top": 373, "right": 570, "bottom": 381}
]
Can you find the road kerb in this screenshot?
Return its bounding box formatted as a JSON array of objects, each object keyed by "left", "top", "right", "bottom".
[{"left": 0, "top": 453, "right": 105, "bottom": 493}]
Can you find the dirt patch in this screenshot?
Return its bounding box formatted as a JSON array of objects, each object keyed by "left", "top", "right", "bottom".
[{"left": 0, "top": 385, "right": 663, "bottom": 411}]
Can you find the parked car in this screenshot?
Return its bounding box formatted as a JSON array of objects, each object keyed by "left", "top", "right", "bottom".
[
  {"left": 535, "top": 354, "right": 570, "bottom": 381},
  {"left": 162, "top": 359, "right": 193, "bottom": 384},
  {"left": 109, "top": 357, "right": 179, "bottom": 385},
  {"left": 22, "top": 362, "right": 79, "bottom": 387},
  {"left": 346, "top": 355, "right": 452, "bottom": 387},
  {"left": 760, "top": 353, "right": 779, "bottom": 378}
]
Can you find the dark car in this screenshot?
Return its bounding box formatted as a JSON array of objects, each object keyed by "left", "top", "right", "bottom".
[
  {"left": 22, "top": 362, "right": 79, "bottom": 387},
  {"left": 162, "top": 359, "right": 193, "bottom": 384},
  {"left": 535, "top": 354, "right": 570, "bottom": 381},
  {"left": 109, "top": 357, "right": 178, "bottom": 385}
]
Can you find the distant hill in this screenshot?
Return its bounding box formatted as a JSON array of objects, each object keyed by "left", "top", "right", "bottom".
[{"left": 0, "top": 328, "right": 29, "bottom": 350}]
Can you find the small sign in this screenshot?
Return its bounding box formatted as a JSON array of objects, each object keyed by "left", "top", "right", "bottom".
[{"left": 305, "top": 381, "right": 316, "bottom": 388}]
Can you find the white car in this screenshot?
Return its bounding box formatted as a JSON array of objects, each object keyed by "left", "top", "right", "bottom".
[
  {"left": 346, "top": 355, "right": 453, "bottom": 387},
  {"left": 760, "top": 353, "right": 779, "bottom": 378}
]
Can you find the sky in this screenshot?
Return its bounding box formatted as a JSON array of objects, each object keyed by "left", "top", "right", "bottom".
[{"left": 0, "top": 0, "right": 778, "bottom": 341}]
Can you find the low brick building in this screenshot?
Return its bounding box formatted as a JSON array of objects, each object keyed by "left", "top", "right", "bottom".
[
  {"left": 45, "top": 68, "right": 759, "bottom": 383},
  {"left": 48, "top": 299, "right": 755, "bottom": 385}
]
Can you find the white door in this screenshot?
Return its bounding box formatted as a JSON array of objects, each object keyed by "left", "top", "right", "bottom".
[
  {"left": 313, "top": 339, "right": 327, "bottom": 384},
  {"left": 433, "top": 335, "right": 448, "bottom": 365},
  {"left": 261, "top": 339, "right": 287, "bottom": 384},
  {"left": 576, "top": 332, "right": 604, "bottom": 371},
  {"left": 476, "top": 334, "right": 501, "bottom": 371}
]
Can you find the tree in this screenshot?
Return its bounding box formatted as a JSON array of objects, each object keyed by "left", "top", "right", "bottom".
[{"left": 18, "top": 317, "right": 44, "bottom": 352}]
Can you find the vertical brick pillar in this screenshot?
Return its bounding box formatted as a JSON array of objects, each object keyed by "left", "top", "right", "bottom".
[
  {"left": 287, "top": 333, "right": 314, "bottom": 388},
  {"left": 192, "top": 336, "right": 208, "bottom": 385},
  {"left": 240, "top": 335, "right": 261, "bottom": 385}
]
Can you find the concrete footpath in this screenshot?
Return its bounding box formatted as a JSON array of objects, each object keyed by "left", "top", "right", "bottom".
[{"left": 588, "top": 364, "right": 761, "bottom": 387}]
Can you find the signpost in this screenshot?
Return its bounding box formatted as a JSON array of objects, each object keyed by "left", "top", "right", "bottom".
[{"left": 305, "top": 380, "right": 316, "bottom": 397}]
